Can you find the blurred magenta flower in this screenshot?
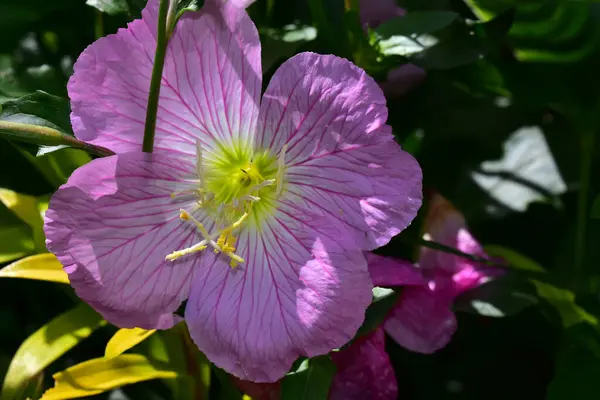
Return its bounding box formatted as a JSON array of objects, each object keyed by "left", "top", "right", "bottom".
[
  {"left": 369, "top": 193, "right": 501, "bottom": 353},
  {"left": 329, "top": 327, "right": 398, "bottom": 400},
  {"left": 359, "top": 0, "right": 406, "bottom": 29},
  {"left": 379, "top": 63, "right": 427, "bottom": 98},
  {"left": 230, "top": 327, "right": 397, "bottom": 400},
  {"left": 43, "top": 0, "right": 422, "bottom": 382}
]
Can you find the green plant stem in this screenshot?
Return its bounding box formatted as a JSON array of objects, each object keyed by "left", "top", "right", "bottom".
[
  {"left": 142, "top": 0, "right": 170, "bottom": 153},
  {"left": 0, "top": 120, "right": 114, "bottom": 157},
  {"left": 574, "top": 130, "right": 594, "bottom": 279},
  {"left": 94, "top": 10, "right": 104, "bottom": 39}
]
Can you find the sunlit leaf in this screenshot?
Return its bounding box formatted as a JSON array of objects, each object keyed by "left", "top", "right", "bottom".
[
  {"left": 15, "top": 146, "right": 92, "bottom": 189},
  {"left": 105, "top": 328, "right": 157, "bottom": 359},
  {"left": 0, "top": 188, "right": 45, "bottom": 250},
  {"left": 144, "top": 330, "right": 195, "bottom": 400},
  {"left": 471, "top": 126, "right": 567, "bottom": 213},
  {"left": 86, "top": 0, "right": 130, "bottom": 15},
  {"left": 0, "top": 91, "right": 113, "bottom": 157},
  {"left": 454, "top": 275, "right": 539, "bottom": 317},
  {"left": 376, "top": 11, "right": 458, "bottom": 39},
  {"left": 0, "top": 188, "right": 41, "bottom": 229},
  {"left": 0, "top": 225, "right": 34, "bottom": 264},
  {"left": 356, "top": 288, "right": 400, "bottom": 337},
  {"left": 535, "top": 281, "right": 598, "bottom": 327},
  {"left": 465, "top": 0, "right": 598, "bottom": 62},
  {"left": 280, "top": 355, "right": 336, "bottom": 400},
  {"left": 485, "top": 245, "right": 597, "bottom": 327},
  {"left": 41, "top": 354, "right": 181, "bottom": 400},
  {"left": 485, "top": 245, "right": 545, "bottom": 272},
  {"left": 0, "top": 253, "right": 68, "bottom": 284},
  {"left": 1, "top": 304, "right": 106, "bottom": 400}
]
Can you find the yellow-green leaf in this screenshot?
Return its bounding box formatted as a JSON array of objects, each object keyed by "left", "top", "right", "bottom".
[
  {"left": 41, "top": 354, "right": 181, "bottom": 400},
  {"left": 105, "top": 328, "right": 157, "bottom": 359},
  {"left": 485, "top": 245, "right": 597, "bottom": 327},
  {"left": 1, "top": 304, "right": 106, "bottom": 400},
  {"left": 484, "top": 245, "right": 545, "bottom": 272},
  {"left": 0, "top": 188, "right": 46, "bottom": 251},
  {"left": 0, "top": 225, "right": 34, "bottom": 264},
  {"left": 0, "top": 253, "right": 68, "bottom": 284},
  {"left": 535, "top": 281, "right": 598, "bottom": 327},
  {"left": 0, "top": 188, "right": 42, "bottom": 230}
]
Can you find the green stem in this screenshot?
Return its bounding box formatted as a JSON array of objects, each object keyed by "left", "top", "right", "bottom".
[
  {"left": 574, "top": 130, "right": 594, "bottom": 279},
  {"left": 0, "top": 120, "right": 114, "bottom": 157},
  {"left": 94, "top": 10, "right": 104, "bottom": 39},
  {"left": 142, "top": 0, "right": 170, "bottom": 153}
]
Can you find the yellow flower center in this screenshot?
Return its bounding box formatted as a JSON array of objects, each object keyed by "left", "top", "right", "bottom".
[{"left": 166, "top": 141, "right": 287, "bottom": 267}]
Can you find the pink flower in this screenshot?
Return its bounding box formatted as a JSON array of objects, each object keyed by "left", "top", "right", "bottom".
[
  {"left": 230, "top": 328, "right": 398, "bottom": 400},
  {"left": 359, "top": 0, "right": 406, "bottom": 29},
  {"left": 43, "top": 0, "right": 422, "bottom": 382},
  {"left": 329, "top": 327, "right": 398, "bottom": 400},
  {"left": 369, "top": 194, "right": 500, "bottom": 353},
  {"left": 380, "top": 63, "right": 427, "bottom": 98}
]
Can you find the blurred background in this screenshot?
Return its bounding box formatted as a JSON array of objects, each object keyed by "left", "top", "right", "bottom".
[{"left": 1, "top": 0, "right": 600, "bottom": 399}]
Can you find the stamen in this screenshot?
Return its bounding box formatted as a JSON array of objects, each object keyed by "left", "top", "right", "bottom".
[
  {"left": 276, "top": 144, "right": 288, "bottom": 196},
  {"left": 170, "top": 189, "right": 199, "bottom": 198},
  {"left": 196, "top": 140, "right": 204, "bottom": 185},
  {"left": 239, "top": 195, "right": 260, "bottom": 202},
  {"left": 248, "top": 179, "right": 275, "bottom": 193},
  {"left": 168, "top": 143, "right": 281, "bottom": 268},
  {"left": 165, "top": 242, "right": 207, "bottom": 261},
  {"left": 178, "top": 210, "right": 221, "bottom": 253}
]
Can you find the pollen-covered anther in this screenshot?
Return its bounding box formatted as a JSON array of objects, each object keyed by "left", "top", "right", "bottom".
[{"left": 167, "top": 209, "right": 247, "bottom": 267}]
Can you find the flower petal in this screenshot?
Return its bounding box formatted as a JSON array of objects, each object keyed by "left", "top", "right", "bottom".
[
  {"left": 329, "top": 327, "right": 398, "bottom": 400},
  {"left": 380, "top": 64, "right": 427, "bottom": 98},
  {"left": 69, "top": 0, "right": 261, "bottom": 156},
  {"left": 420, "top": 193, "right": 488, "bottom": 275},
  {"left": 258, "top": 52, "right": 422, "bottom": 249},
  {"left": 44, "top": 152, "right": 202, "bottom": 329},
  {"left": 366, "top": 253, "right": 425, "bottom": 287},
  {"left": 384, "top": 286, "right": 456, "bottom": 353},
  {"left": 185, "top": 198, "right": 372, "bottom": 382}
]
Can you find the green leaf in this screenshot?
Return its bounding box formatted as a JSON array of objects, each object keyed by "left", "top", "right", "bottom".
[
  {"left": 1, "top": 304, "right": 106, "bottom": 400},
  {"left": 0, "top": 253, "right": 68, "bottom": 284},
  {"left": 86, "top": 0, "right": 130, "bottom": 15},
  {"left": 535, "top": 281, "right": 597, "bottom": 327},
  {"left": 144, "top": 329, "right": 195, "bottom": 400},
  {"left": 484, "top": 245, "right": 545, "bottom": 272},
  {"left": 0, "top": 91, "right": 113, "bottom": 157},
  {"left": 0, "top": 188, "right": 45, "bottom": 250},
  {"left": 40, "top": 354, "right": 181, "bottom": 400},
  {"left": 547, "top": 324, "right": 600, "bottom": 399},
  {"left": 105, "top": 328, "right": 157, "bottom": 359},
  {"left": 375, "top": 11, "right": 459, "bottom": 39},
  {"left": 0, "top": 225, "right": 34, "bottom": 264},
  {"left": 454, "top": 275, "right": 539, "bottom": 317},
  {"left": 413, "top": 37, "right": 485, "bottom": 70},
  {"left": 485, "top": 245, "right": 597, "bottom": 327},
  {"left": 280, "top": 355, "right": 336, "bottom": 400},
  {"left": 356, "top": 287, "right": 400, "bottom": 336},
  {"left": 465, "top": 0, "right": 597, "bottom": 62},
  {"left": 0, "top": 188, "right": 42, "bottom": 229},
  {"left": 591, "top": 195, "right": 600, "bottom": 219}
]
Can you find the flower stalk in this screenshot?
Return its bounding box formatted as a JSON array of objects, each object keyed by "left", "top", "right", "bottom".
[{"left": 142, "top": 0, "right": 172, "bottom": 153}]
